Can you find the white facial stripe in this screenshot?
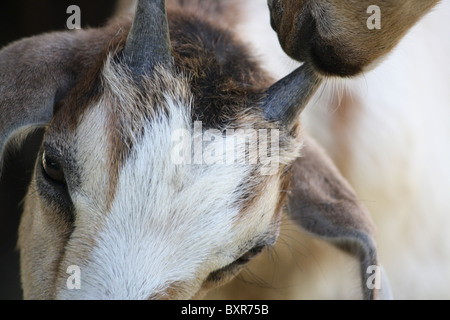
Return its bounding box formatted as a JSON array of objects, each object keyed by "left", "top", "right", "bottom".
[
  {"left": 58, "top": 95, "right": 252, "bottom": 299},
  {"left": 56, "top": 61, "right": 293, "bottom": 300}
]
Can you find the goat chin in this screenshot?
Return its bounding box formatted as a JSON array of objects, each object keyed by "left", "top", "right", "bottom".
[{"left": 206, "top": 0, "right": 450, "bottom": 300}]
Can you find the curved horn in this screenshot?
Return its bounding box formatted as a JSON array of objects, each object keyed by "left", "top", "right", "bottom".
[
  {"left": 123, "top": 0, "right": 173, "bottom": 75},
  {"left": 262, "top": 63, "right": 323, "bottom": 127}
]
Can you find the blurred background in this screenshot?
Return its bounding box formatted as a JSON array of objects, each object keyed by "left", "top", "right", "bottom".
[{"left": 0, "top": 0, "right": 121, "bottom": 300}]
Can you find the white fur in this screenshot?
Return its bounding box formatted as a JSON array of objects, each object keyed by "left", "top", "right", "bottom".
[{"left": 56, "top": 63, "right": 286, "bottom": 299}]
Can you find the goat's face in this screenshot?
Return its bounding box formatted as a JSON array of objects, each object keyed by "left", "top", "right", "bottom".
[
  {"left": 19, "top": 56, "right": 303, "bottom": 299},
  {"left": 2, "top": 0, "right": 390, "bottom": 300},
  {"left": 16, "top": 1, "right": 316, "bottom": 300}
]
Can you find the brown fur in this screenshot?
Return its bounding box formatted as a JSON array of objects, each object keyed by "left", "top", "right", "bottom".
[
  {"left": 269, "top": 0, "right": 440, "bottom": 76},
  {"left": 11, "top": 4, "right": 291, "bottom": 299},
  {"left": 167, "top": 0, "right": 241, "bottom": 27},
  {"left": 288, "top": 135, "right": 379, "bottom": 299},
  {"left": 1, "top": 0, "right": 398, "bottom": 299},
  {"left": 42, "top": 8, "right": 273, "bottom": 211}
]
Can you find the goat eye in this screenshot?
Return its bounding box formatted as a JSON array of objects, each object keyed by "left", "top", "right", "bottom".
[
  {"left": 41, "top": 151, "right": 65, "bottom": 184},
  {"left": 234, "top": 245, "right": 265, "bottom": 265},
  {"left": 205, "top": 245, "right": 267, "bottom": 285}
]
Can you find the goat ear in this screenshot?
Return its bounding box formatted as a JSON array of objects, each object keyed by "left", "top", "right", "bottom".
[
  {"left": 0, "top": 30, "right": 109, "bottom": 178},
  {"left": 287, "top": 134, "right": 392, "bottom": 300}
]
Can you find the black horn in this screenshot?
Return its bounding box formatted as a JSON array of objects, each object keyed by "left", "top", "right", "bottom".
[
  {"left": 123, "top": 0, "right": 173, "bottom": 75},
  {"left": 261, "top": 63, "right": 323, "bottom": 127}
]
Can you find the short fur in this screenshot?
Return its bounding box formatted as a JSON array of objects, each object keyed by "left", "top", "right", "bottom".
[
  {"left": 10, "top": 1, "right": 307, "bottom": 299},
  {"left": 4, "top": 0, "right": 440, "bottom": 299},
  {"left": 210, "top": 0, "right": 449, "bottom": 300},
  {"left": 268, "top": 0, "right": 440, "bottom": 76}
]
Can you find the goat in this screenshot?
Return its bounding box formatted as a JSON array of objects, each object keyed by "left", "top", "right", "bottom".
[
  {"left": 209, "top": 0, "right": 450, "bottom": 300},
  {"left": 0, "top": 0, "right": 439, "bottom": 299},
  {"left": 267, "top": 0, "right": 440, "bottom": 76}
]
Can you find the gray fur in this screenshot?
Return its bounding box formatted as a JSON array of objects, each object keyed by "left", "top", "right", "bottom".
[{"left": 123, "top": 0, "right": 173, "bottom": 75}]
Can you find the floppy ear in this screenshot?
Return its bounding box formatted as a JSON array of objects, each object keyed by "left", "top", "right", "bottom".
[
  {"left": 0, "top": 26, "right": 120, "bottom": 178},
  {"left": 287, "top": 134, "right": 392, "bottom": 300}
]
